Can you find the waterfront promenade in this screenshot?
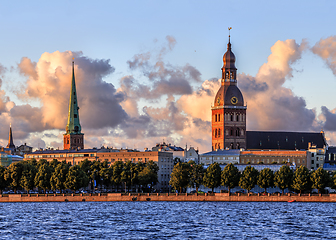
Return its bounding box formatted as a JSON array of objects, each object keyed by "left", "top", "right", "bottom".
[{"left": 0, "top": 192, "right": 336, "bottom": 202}]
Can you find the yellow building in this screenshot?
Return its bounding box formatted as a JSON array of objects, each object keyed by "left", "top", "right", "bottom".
[
  {"left": 24, "top": 149, "right": 173, "bottom": 191},
  {"left": 240, "top": 150, "right": 309, "bottom": 168}
]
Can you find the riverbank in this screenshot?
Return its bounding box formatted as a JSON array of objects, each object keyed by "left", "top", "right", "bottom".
[{"left": 0, "top": 192, "right": 336, "bottom": 202}]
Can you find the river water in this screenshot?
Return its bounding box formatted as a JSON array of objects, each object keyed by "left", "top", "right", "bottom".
[{"left": 0, "top": 201, "right": 335, "bottom": 239}]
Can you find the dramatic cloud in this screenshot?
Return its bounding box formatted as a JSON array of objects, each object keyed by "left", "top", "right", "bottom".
[
  {"left": 312, "top": 36, "right": 336, "bottom": 75},
  {"left": 1, "top": 36, "right": 336, "bottom": 152},
  {"left": 125, "top": 36, "right": 201, "bottom": 99},
  {"left": 238, "top": 39, "right": 317, "bottom": 131},
  {"left": 18, "top": 51, "right": 127, "bottom": 131}
]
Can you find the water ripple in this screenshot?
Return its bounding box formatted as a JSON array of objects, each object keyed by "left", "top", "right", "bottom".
[{"left": 0, "top": 202, "right": 335, "bottom": 239}]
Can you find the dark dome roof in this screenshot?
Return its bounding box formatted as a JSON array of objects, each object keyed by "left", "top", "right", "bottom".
[
  {"left": 214, "top": 85, "right": 244, "bottom": 107},
  {"left": 223, "top": 42, "right": 236, "bottom": 69}
]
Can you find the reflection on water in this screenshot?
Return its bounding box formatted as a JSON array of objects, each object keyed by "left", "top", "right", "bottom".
[{"left": 0, "top": 202, "right": 335, "bottom": 239}]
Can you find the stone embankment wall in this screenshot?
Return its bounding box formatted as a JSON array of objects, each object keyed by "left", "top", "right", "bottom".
[{"left": 0, "top": 193, "right": 336, "bottom": 202}]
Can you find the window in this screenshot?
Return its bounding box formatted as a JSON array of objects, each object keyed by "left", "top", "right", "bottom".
[
  {"left": 312, "top": 153, "right": 315, "bottom": 157},
  {"left": 316, "top": 164, "right": 319, "bottom": 168},
  {"left": 218, "top": 128, "right": 221, "bottom": 137},
  {"left": 218, "top": 114, "right": 221, "bottom": 122},
  {"left": 231, "top": 115, "right": 233, "bottom": 121},
  {"left": 236, "top": 115, "right": 239, "bottom": 121},
  {"left": 215, "top": 114, "right": 217, "bottom": 122},
  {"left": 311, "top": 160, "right": 314, "bottom": 164}
]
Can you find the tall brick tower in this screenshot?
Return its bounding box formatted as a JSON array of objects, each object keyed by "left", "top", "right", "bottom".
[
  {"left": 63, "top": 61, "right": 84, "bottom": 150},
  {"left": 211, "top": 33, "right": 246, "bottom": 150}
]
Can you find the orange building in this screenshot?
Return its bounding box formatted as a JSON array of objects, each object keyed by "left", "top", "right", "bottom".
[{"left": 212, "top": 35, "right": 246, "bottom": 151}]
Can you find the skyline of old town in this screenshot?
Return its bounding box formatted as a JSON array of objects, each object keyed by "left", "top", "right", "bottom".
[{"left": 0, "top": 1, "right": 336, "bottom": 154}]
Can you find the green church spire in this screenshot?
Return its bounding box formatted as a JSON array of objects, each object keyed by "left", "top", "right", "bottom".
[{"left": 66, "top": 60, "right": 82, "bottom": 134}]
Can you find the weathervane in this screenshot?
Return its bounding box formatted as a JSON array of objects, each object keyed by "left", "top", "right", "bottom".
[{"left": 228, "top": 27, "right": 232, "bottom": 41}]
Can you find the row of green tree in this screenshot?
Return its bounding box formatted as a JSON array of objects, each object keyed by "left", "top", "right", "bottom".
[
  {"left": 170, "top": 161, "right": 336, "bottom": 194},
  {"left": 0, "top": 159, "right": 159, "bottom": 193}
]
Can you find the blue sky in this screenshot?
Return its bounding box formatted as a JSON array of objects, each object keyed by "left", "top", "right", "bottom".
[{"left": 0, "top": 1, "right": 336, "bottom": 151}]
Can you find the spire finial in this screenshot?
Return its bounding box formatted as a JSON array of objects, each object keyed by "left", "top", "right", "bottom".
[{"left": 228, "top": 27, "right": 232, "bottom": 42}]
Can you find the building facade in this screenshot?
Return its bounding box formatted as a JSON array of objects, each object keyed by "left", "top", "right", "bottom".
[
  {"left": 24, "top": 149, "right": 173, "bottom": 191},
  {"left": 211, "top": 36, "right": 246, "bottom": 151},
  {"left": 240, "top": 150, "right": 309, "bottom": 169},
  {"left": 63, "top": 61, "right": 84, "bottom": 150},
  {"left": 200, "top": 149, "right": 240, "bottom": 165},
  {"left": 151, "top": 142, "right": 199, "bottom": 163}
]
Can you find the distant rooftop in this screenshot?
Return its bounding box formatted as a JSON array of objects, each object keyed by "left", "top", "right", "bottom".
[{"left": 246, "top": 131, "right": 326, "bottom": 150}]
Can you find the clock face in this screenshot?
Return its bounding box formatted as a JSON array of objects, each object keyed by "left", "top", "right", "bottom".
[
  {"left": 217, "top": 97, "right": 220, "bottom": 105},
  {"left": 231, "top": 96, "right": 238, "bottom": 105}
]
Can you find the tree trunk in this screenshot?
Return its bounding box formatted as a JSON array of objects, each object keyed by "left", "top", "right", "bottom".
[
  {"left": 282, "top": 189, "right": 284, "bottom": 194},
  {"left": 264, "top": 188, "right": 267, "bottom": 193},
  {"left": 196, "top": 186, "right": 199, "bottom": 193}
]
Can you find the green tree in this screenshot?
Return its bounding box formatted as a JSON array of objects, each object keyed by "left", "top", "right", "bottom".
[
  {"left": 292, "top": 165, "right": 312, "bottom": 194},
  {"left": 221, "top": 163, "right": 240, "bottom": 193},
  {"left": 189, "top": 161, "right": 205, "bottom": 192},
  {"left": 332, "top": 172, "right": 336, "bottom": 190},
  {"left": 257, "top": 168, "right": 274, "bottom": 193},
  {"left": 20, "top": 162, "right": 37, "bottom": 192},
  {"left": 132, "top": 162, "right": 145, "bottom": 191},
  {"left": 0, "top": 165, "right": 8, "bottom": 193},
  {"left": 169, "top": 162, "right": 191, "bottom": 193},
  {"left": 90, "top": 160, "right": 103, "bottom": 189},
  {"left": 121, "top": 161, "right": 134, "bottom": 192},
  {"left": 311, "top": 167, "right": 331, "bottom": 193},
  {"left": 173, "top": 157, "right": 181, "bottom": 165},
  {"left": 100, "top": 161, "right": 112, "bottom": 190},
  {"left": 239, "top": 166, "right": 258, "bottom": 193},
  {"left": 65, "top": 165, "right": 89, "bottom": 192},
  {"left": 274, "top": 166, "right": 294, "bottom": 194},
  {"left": 78, "top": 159, "right": 93, "bottom": 189},
  {"left": 49, "top": 159, "right": 61, "bottom": 171},
  {"left": 139, "top": 161, "right": 159, "bottom": 192},
  {"left": 111, "top": 161, "right": 124, "bottom": 191},
  {"left": 203, "top": 162, "right": 222, "bottom": 193},
  {"left": 50, "top": 162, "right": 69, "bottom": 192},
  {"left": 4, "top": 162, "right": 23, "bottom": 193},
  {"left": 35, "top": 162, "right": 52, "bottom": 193}
]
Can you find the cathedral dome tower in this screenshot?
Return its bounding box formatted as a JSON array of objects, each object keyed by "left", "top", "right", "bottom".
[{"left": 211, "top": 30, "right": 247, "bottom": 150}]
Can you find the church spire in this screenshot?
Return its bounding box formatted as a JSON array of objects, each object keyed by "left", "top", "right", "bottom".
[
  {"left": 6, "top": 123, "right": 15, "bottom": 150},
  {"left": 66, "top": 60, "right": 82, "bottom": 134}
]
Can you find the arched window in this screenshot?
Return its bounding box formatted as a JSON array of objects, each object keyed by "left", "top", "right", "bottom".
[
  {"left": 215, "top": 114, "right": 217, "bottom": 122},
  {"left": 215, "top": 143, "right": 217, "bottom": 149},
  {"left": 230, "top": 128, "right": 233, "bottom": 136},
  {"left": 230, "top": 143, "right": 234, "bottom": 149},
  {"left": 218, "top": 143, "right": 221, "bottom": 149},
  {"left": 218, "top": 128, "right": 221, "bottom": 137},
  {"left": 67, "top": 139, "right": 69, "bottom": 144},
  {"left": 230, "top": 115, "right": 233, "bottom": 121},
  {"left": 236, "top": 128, "right": 240, "bottom": 136},
  {"left": 236, "top": 114, "right": 239, "bottom": 121},
  {"left": 237, "top": 143, "right": 240, "bottom": 149},
  {"left": 218, "top": 114, "right": 220, "bottom": 122},
  {"left": 215, "top": 129, "right": 218, "bottom": 138}
]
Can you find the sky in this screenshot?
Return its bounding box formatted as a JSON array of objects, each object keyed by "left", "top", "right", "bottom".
[{"left": 1, "top": 0, "right": 336, "bottom": 153}]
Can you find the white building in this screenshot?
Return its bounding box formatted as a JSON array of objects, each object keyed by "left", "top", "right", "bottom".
[
  {"left": 151, "top": 142, "right": 199, "bottom": 163},
  {"left": 200, "top": 149, "right": 240, "bottom": 165}
]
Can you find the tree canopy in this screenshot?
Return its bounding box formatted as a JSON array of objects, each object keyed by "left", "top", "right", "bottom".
[{"left": 203, "top": 162, "right": 221, "bottom": 192}]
